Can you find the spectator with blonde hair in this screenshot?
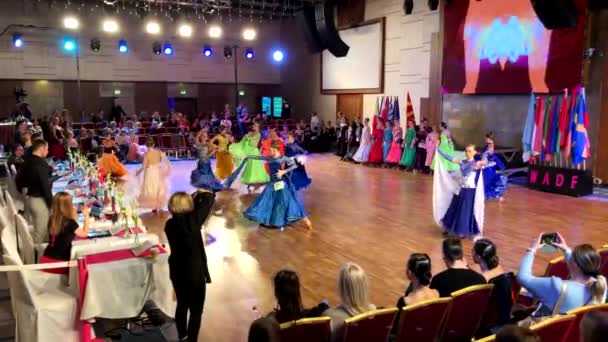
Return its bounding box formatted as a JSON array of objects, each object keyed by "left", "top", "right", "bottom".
[{"left": 323, "top": 262, "right": 376, "bottom": 342}]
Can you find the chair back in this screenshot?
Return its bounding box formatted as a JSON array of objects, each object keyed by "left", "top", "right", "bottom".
[
  {"left": 161, "top": 134, "right": 174, "bottom": 148},
  {"left": 138, "top": 135, "right": 148, "bottom": 145},
  {"left": 474, "top": 335, "right": 496, "bottom": 342},
  {"left": 481, "top": 272, "right": 516, "bottom": 331},
  {"left": 2, "top": 254, "right": 35, "bottom": 307},
  {"left": 395, "top": 297, "right": 452, "bottom": 342},
  {"left": 530, "top": 314, "right": 576, "bottom": 342},
  {"left": 564, "top": 304, "right": 608, "bottom": 342},
  {"left": 14, "top": 213, "right": 36, "bottom": 264},
  {"left": 598, "top": 247, "right": 608, "bottom": 278},
  {"left": 279, "top": 317, "right": 330, "bottom": 342},
  {"left": 441, "top": 284, "right": 495, "bottom": 342},
  {"left": 342, "top": 308, "right": 398, "bottom": 342},
  {"left": 1, "top": 217, "right": 20, "bottom": 262},
  {"left": 544, "top": 256, "right": 570, "bottom": 280}
]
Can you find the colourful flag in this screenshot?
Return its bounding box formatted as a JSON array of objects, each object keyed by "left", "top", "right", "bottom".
[
  {"left": 375, "top": 96, "right": 381, "bottom": 117},
  {"left": 541, "top": 96, "right": 552, "bottom": 160},
  {"left": 557, "top": 91, "right": 569, "bottom": 150},
  {"left": 405, "top": 92, "right": 415, "bottom": 123},
  {"left": 571, "top": 89, "right": 590, "bottom": 165},
  {"left": 387, "top": 97, "right": 394, "bottom": 122},
  {"left": 564, "top": 91, "right": 580, "bottom": 159},
  {"left": 547, "top": 95, "right": 562, "bottom": 159},
  {"left": 532, "top": 96, "right": 545, "bottom": 155},
  {"left": 380, "top": 96, "right": 390, "bottom": 123},
  {"left": 393, "top": 96, "right": 400, "bottom": 122},
  {"left": 522, "top": 93, "right": 536, "bottom": 162}
]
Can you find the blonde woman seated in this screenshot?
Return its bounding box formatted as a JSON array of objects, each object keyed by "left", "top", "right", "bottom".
[
  {"left": 97, "top": 136, "right": 128, "bottom": 178},
  {"left": 323, "top": 262, "right": 376, "bottom": 342}
]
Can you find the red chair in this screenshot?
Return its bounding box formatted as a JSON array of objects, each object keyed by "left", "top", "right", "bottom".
[
  {"left": 544, "top": 256, "right": 570, "bottom": 280},
  {"left": 82, "top": 122, "right": 95, "bottom": 130},
  {"left": 174, "top": 134, "right": 191, "bottom": 158},
  {"left": 72, "top": 123, "right": 82, "bottom": 129},
  {"left": 160, "top": 134, "right": 178, "bottom": 158},
  {"left": 440, "top": 284, "right": 495, "bottom": 342},
  {"left": 151, "top": 135, "right": 161, "bottom": 148},
  {"left": 279, "top": 317, "right": 330, "bottom": 342},
  {"left": 141, "top": 121, "right": 152, "bottom": 128},
  {"left": 166, "top": 127, "right": 178, "bottom": 134},
  {"left": 530, "top": 314, "right": 576, "bottom": 342},
  {"left": 138, "top": 135, "right": 148, "bottom": 146},
  {"left": 394, "top": 297, "right": 452, "bottom": 342},
  {"left": 564, "top": 304, "right": 608, "bottom": 342},
  {"left": 342, "top": 308, "right": 398, "bottom": 342}
]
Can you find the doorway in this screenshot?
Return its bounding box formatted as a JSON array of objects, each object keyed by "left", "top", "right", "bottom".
[
  {"left": 336, "top": 94, "right": 363, "bottom": 123},
  {"left": 172, "top": 98, "right": 198, "bottom": 120}
]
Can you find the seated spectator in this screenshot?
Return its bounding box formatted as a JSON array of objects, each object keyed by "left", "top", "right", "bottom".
[
  {"left": 116, "top": 129, "right": 130, "bottom": 161},
  {"left": 248, "top": 316, "right": 280, "bottom": 342},
  {"left": 323, "top": 263, "right": 376, "bottom": 342},
  {"left": 210, "top": 112, "right": 221, "bottom": 132},
  {"left": 430, "top": 238, "right": 486, "bottom": 297},
  {"left": 127, "top": 131, "right": 144, "bottom": 163},
  {"left": 268, "top": 270, "right": 329, "bottom": 324},
  {"left": 581, "top": 311, "right": 608, "bottom": 342},
  {"left": 14, "top": 120, "right": 28, "bottom": 146},
  {"left": 495, "top": 325, "right": 539, "bottom": 342},
  {"left": 65, "top": 130, "right": 79, "bottom": 154},
  {"left": 7, "top": 144, "right": 25, "bottom": 173},
  {"left": 391, "top": 253, "right": 439, "bottom": 336},
  {"left": 473, "top": 239, "right": 514, "bottom": 329},
  {"left": 220, "top": 112, "right": 232, "bottom": 134},
  {"left": 40, "top": 192, "right": 90, "bottom": 270},
  {"left": 518, "top": 233, "right": 607, "bottom": 316}
]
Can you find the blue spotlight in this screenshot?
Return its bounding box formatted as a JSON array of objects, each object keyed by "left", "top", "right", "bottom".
[
  {"left": 163, "top": 42, "right": 173, "bottom": 55},
  {"left": 272, "top": 50, "right": 284, "bottom": 62},
  {"left": 245, "top": 48, "right": 254, "bottom": 60},
  {"left": 13, "top": 34, "right": 23, "bottom": 48},
  {"left": 203, "top": 45, "right": 212, "bottom": 57},
  {"left": 118, "top": 39, "right": 128, "bottom": 53},
  {"left": 63, "top": 39, "right": 76, "bottom": 52}
]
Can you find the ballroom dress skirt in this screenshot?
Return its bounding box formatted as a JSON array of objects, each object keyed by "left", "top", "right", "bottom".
[
  {"left": 383, "top": 141, "right": 391, "bottom": 161},
  {"left": 244, "top": 180, "right": 308, "bottom": 228},
  {"left": 229, "top": 141, "right": 270, "bottom": 185},
  {"left": 97, "top": 153, "right": 128, "bottom": 177},
  {"left": 400, "top": 146, "right": 416, "bottom": 167},
  {"left": 288, "top": 160, "right": 312, "bottom": 191},
  {"left": 345, "top": 141, "right": 359, "bottom": 160},
  {"left": 352, "top": 143, "right": 371, "bottom": 163},
  {"left": 482, "top": 166, "right": 508, "bottom": 200},
  {"left": 367, "top": 141, "right": 384, "bottom": 164},
  {"left": 386, "top": 142, "right": 403, "bottom": 164},
  {"left": 191, "top": 159, "right": 224, "bottom": 192},
  {"left": 441, "top": 188, "right": 480, "bottom": 237},
  {"left": 215, "top": 150, "right": 234, "bottom": 180}
]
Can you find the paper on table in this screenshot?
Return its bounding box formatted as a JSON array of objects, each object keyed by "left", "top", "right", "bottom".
[{"left": 131, "top": 240, "right": 156, "bottom": 256}]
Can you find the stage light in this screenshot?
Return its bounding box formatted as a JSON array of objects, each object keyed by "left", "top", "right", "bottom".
[
  {"left": 118, "top": 39, "right": 128, "bottom": 53},
  {"left": 208, "top": 26, "right": 222, "bottom": 38},
  {"left": 152, "top": 41, "right": 162, "bottom": 55},
  {"left": 224, "top": 46, "right": 233, "bottom": 58},
  {"left": 102, "top": 19, "right": 119, "bottom": 33},
  {"left": 63, "top": 16, "right": 80, "bottom": 30},
  {"left": 63, "top": 39, "right": 76, "bottom": 52},
  {"left": 245, "top": 48, "right": 254, "bottom": 60},
  {"left": 242, "top": 28, "right": 257, "bottom": 41},
  {"left": 273, "top": 50, "right": 284, "bottom": 62},
  {"left": 146, "top": 21, "right": 161, "bottom": 34},
  {"left": 12, "top": 34, "right": 22, "bottom": 48},
  {"left": 203, "top": 45, "right": 212, "bottom": 57},
  {"left": 178, "top": 24, "right": 193, "bottom": 38},
  {"left": 90, "top": 38, "right": 101, "bottom": 52},
  {"left": 163, "top": 42, "right": 173, "bottom": 55}
]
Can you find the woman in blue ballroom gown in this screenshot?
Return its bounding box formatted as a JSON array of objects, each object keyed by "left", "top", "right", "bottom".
[
  {"left": 241, "top": 142, "right": 313, "bottom": 230},
  {"left": 190, "top": 132, "right": 246, "bottom": 192},
  {"left": 285, "top": 133, "right": 312, "bottom": 191},
  {"left": 437, "top": 144, "right": 487, "bottom": 238},
  {"left": 479, "top": 132, "right": 508, "bottom": 201}
]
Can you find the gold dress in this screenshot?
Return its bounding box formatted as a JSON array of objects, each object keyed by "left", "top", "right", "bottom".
[{"left": 210, "top": 134, "right": 234, "bottom": 180}]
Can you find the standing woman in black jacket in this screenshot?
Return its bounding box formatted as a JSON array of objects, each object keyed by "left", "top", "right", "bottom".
[{"left": 165, "top": 190, "right": 215, "bottom": 342}]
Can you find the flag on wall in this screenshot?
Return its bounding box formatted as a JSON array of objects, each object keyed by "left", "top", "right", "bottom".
[
  {"left": 564, "top": 90, "right": 580, "bottom": 159},
  {"left": 381, "top": 96, "right": 390, "bottom": 122},
  {"left": 571, "top": 89, "right": 590, "bottom": 165},
  {"left": 393, "top": 96, "right": 400, "bottom": 122},
  {"left": 522, "top": 93, "right": 536, "bottom": 162},
  {"left": 541, "top": 96, "right": 553, "bottom": 160},
  {"left": 546, "top": 95, "right": 562, "bottom": 160},
  {"left": 375, "top": 96, "right": 381, "bottom": 117},
  {"left": 557, "top": 90, "right": 570, "bottom": 151},
  {"left": 405, "top": 92, "right": 415, "bottom": 123},
  {"left": 387, "top": 97, "right": 395, "bottom": 122},
  {"left": 532, "top": 96, "right": 545, "bottom": 155}
]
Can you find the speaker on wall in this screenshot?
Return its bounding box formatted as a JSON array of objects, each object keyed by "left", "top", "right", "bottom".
[
  {"left": 531, "top": 0, "right": 577, "bottom": 29},
  {"left": 298, "top": 5, "right": 324, "bottom": 53},
  {"left": 428, "top": 0, "right": 439, "bottom": 11},
  {"left": 404, "top": 0, "right": 413, "bottom": 14},
  {"left": 315, "top": 0, "right": 350, "bottom": 57}
]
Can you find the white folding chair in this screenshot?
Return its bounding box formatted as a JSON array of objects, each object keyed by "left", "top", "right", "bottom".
[
  {"left": 1, "top": 192, "right": 35, "bottom": 264},
  {"left": 4, "top": 170, "right": 24, "bottom": 213},
  {"left": 3, "top": 254, "right": 79, "bottom": 342}
]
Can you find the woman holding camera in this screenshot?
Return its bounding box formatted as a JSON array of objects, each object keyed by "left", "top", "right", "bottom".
[{"left": 518, "top": 233, "right": 607, "bottom": 318}]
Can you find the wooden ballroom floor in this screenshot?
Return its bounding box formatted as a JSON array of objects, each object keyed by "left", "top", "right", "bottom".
[{"left": 129, "top": 154, "right": 608, "bottom": 342}]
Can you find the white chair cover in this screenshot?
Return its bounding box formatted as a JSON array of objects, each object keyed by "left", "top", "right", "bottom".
[
  {"left": 3, "top": 254, "right": 79, "bottom": 342},
  {"left": 14, "top": 215, "right": 36, "bottom": 265},
  {"left": 4, "top": 168, "right": 24, "bottom": 213}
]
